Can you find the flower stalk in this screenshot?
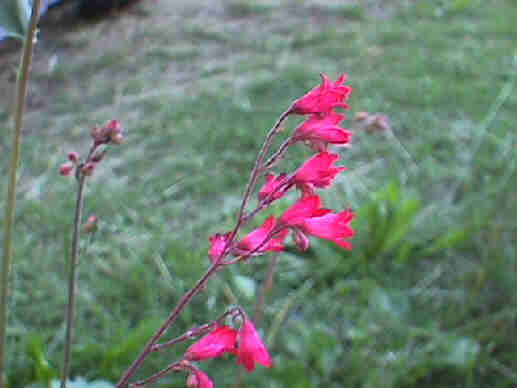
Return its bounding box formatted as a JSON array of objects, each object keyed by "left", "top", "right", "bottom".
[
  {"left": 0, "top": 1, "right": 42, "bottom": 386},
  {"left": 117, "top": 73, "right": 355, "bottom": 387},
  {"left": 60, "top": 175, "right": 87, "bottom": 388}
]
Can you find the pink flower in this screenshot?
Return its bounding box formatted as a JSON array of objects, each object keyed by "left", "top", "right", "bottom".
[
  {"left": 293, "top": 152, "right": 346, "bottom": 192},
  {"left": 279, "top": 195, "right": 331, "bottom": 227},
  {"left": 59, "top": 163, "right": 74, "bottom": 176},
  {"left": 258, "top": 173, "right": 290, "bottom": 202},
  {"left": 185, "top": 325, "right": 238, "bottom": 361},
  {"left": 186, "top": 369, "right": 214, "bottom": 388},
  {"left": 236, "top": 319, "right": 272, "bottom": 372},
  {"left": 208, "top": 233, "right": 231, "bottom": 263},
  {"left": 290, "top": 73, "right": 351, "bottom": 115},
  {"left": 301, "top": 209, "right": 355, "bottom": 250},
  {"left": 292, "top": 111, "right": 353, "bottom": 151},
  {"left": 237, "top": 217, "right": 288, "bottom": 255},
  {"left": 280, "top": 196, "right": 355, "bottom": 250}
]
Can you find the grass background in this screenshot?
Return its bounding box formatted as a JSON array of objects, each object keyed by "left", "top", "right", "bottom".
[{"left": 1, "top": 0, "right": 516, "bottom": 386}]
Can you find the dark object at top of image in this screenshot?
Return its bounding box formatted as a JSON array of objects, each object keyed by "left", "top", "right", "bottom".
[{"left": 0, "top": 0, "right": 142, "bottom": 41}]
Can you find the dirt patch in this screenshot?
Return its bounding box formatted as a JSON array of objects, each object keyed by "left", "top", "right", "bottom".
[{"left": 0, "top": 0, "right": 405, "bottom": 132}]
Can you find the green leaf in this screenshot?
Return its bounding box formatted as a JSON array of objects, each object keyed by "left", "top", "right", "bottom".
[{"left": 0, "top": 0, "right": 31, "bottom": 40}]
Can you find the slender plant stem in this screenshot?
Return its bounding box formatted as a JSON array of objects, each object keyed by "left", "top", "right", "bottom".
[
  {"left": 116, "top": 262, "right": 221, "bottom": 388},
  {"left": 131, "top": 361, "right": 181, "bottom": 387},
  {"left": 60, "top": 175, "right": 87, "bottom": 388},
  {"left": 226, "top": 109, "right": 291, "bottom": 247},
  {"left": 0, "top": 1, "right": 41, "bottom": 386}
]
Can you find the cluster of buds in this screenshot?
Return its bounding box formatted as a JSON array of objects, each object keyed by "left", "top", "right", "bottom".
[
  {"left": 90, "top": 119, "right": 124, "bottom": 146},
  {"left": 59, "top": 120, "right": 124, "bottom": 178},
  {"left": 353, "top": 111, "right": 391, "bottom": 133}
]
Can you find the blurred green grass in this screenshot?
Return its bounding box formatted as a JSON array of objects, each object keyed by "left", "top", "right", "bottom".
[{"left": 1, "top": 0, "right": 517, "bottom": 386}]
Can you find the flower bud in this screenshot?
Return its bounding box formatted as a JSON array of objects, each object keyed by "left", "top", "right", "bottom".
[
  {"left": 354, "top": 111, "right": 369, "bottom": 121},
  {"left": 59, "top": 163, "right": 74, "bottom": 176},
  {"left": 82, "top": 215, "right": 98, "bottom": 234},
  {"left": 293, "top": 228, "right": 310, "bottom": 251},
  {"left": 110, "top": 132, "right": 124, "bottom": 144},
  {"left": 91, "top": 150, "right": 107, "bottom": 163},
  {"left": 373, "top": 114, "right": 390, "bottom": 132},
  {"left": 80, "top": 162, "right": 96, "bottom": 176},
  {"left": 67, "top": 151, "right": 80, "bottom": 164}
]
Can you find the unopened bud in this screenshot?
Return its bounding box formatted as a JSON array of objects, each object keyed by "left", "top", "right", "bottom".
[
  {"left": 186, "top": 374, "right": 198, "bottom": 388},
  {"left": 80, "top": 162, "right": 96, "bottom": 176},
  {"left": 82, "top": 215, "right": 98, "bottom": 234},
  {"left": 67, "top": 151, "right": 80, "bottom": 163},
  {"left": 354, "top": 111, "right": 369, "bottom": 121},
  {"left": 91, "top": 150, "right": 107, "bottom": 163},
  {"left": 59, "top": 163, "right": 74, "bottom": 176},
  {"left": 373, "top": 115, "right": 390, "bottom": 132},
  {"left": 293, "top": 228, "right": 310, "bottom": 251},
  {"left": 110, "top": 132, "right": 124, "bottom": 144},
  {"left": 90, "top": 125, "right": 106, "bottom": 145}
]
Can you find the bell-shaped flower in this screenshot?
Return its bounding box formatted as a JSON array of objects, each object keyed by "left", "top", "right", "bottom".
[
  {"left": 290, "top": 73, "right": 351, "bottom": 115},
  {"left": 301, "top": 209, "right": 355, "bottom": 250},
  {"left": 292, "top": 111, "right": 353, "bottom": 151},
  {"left": 258, "top": 173, "right": 290, "bottom": 202},
  {"left": 279, "top": 195, "right": 331, "bottom": 227},
  {"left": 186, "top": 368, "right": 214, "bottom": 388},
  {"left": 208, "top": 233, "right": 231, "bottom": 263},
  {"left": 293, "top": 152, "right": 346, "bottom": 191},
  {"left": 236, "top": 319, "right": 272, "bottom": 372},
  {"left": 185, "top": 325, "right": 238, "bottom": 361},
  {"left": 236, "top": 217, "right": 288, "bottom": 256}
]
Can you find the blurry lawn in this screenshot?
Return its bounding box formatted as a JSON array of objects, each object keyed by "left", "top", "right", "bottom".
[{"left": 1, "top": 0, "right": 516, "bottom": 387}]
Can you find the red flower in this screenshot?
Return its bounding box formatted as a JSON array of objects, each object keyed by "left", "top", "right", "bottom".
[
  {"left": 301, "top": 209, "right": 355, "bottom": 250},
  {"left": 208, "top": 233, "right": 231, "bottom": 263},
  {"left": 292, "top": 111, "right": 353, "bottom": 151},
  {"left": 237, "top": 217, "right": 288, "bottom": 255},
  {"left": 186, "top": 369, "right": 214, "bottom": 388},
  {"left": 279, "top": 195, "right": 331, "bottom": 227},
  {"left": 185, "top": 325, "right": 238, "bottom": 361},
  {"left": 236, "top": 319, "right": 272, "bottom": 372},
  {"left": 290, "top": 73, "right": 351, "bottom": 115},
  {"left": 258, "top": 173, "right": 290, "bottom": 202},
  {"left": 293, "top": 152, "right": 346, "bottom": 193},
  {"left": 280, "top": 196, "right": 354, "bottom": 250}
]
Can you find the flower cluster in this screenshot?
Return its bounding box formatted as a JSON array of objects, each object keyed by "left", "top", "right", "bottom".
[
  {"left": 185, "top": 317, "right": 271, "bottom": 379},
  {"left": 59, "top": 120, "right": 124, "bottom": 178},
  {"left": 195, "top": 73, "right": 354, "bottom": 387},
  {"left": 117, "top": 74, "right": 356, "bottom": 388},
  {"left": 209, "top": 73, "right": 354, "bottom": 265}
]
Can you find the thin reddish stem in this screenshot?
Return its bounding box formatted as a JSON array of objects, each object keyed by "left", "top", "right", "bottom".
[
  {"left": 130, "top": 361, "right": 182, "bottom": 387},
  {"left": 225, "top": 109, "right": 291, "bottom": 250},
  {"left": 116, "top": 262, "right": 221, "bottom": 388}
]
